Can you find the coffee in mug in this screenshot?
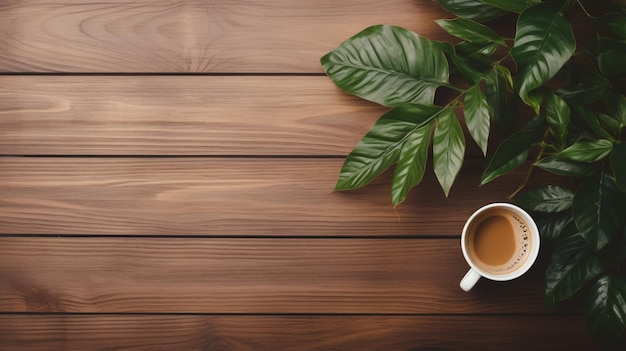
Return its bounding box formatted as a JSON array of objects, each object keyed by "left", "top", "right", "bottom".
[{"left": 460, "top": 203, "right": 539, "bottom": 291}]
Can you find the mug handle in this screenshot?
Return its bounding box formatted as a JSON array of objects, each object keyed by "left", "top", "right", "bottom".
[{"left": 460, "top": 268, "right": 481, "bottom": 292}]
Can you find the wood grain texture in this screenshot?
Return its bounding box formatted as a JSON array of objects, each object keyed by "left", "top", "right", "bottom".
[
  {"left": 0, "top": 76, "right": 387, "bottom": 156},
  {"left": 0, "top": 0, "right": 452, "bottom": 73},
  {"left": 0, "top": 315, "right": 597, "bottom": 350},
  {"left": 0, "top": 237, "right": 560, "bottom": 314},
  {"left": 0, "top": 157, "right": 561, "bottom": 236}
]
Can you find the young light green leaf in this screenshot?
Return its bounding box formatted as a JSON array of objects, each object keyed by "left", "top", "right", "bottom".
[
  {"left": 464, "top": 83, "right": 490, "bottom": 156},
  {"left": 391, "top": 122, "right": 433, "bottom": 206},
  {"left": 480, "top": 117, "right": 545, "bottom": 185},
  {"left": 611, "top": 143, "right": 626, "bottom": 191},
  {"left": 534, "top": 155, "right": 599, "bottom": 177},
  {"left": 586, "top": 274, "right": 626, "bottom": 344},
  {"left": 515, "top": 185, "right": 574, "bottom": 213},
  {"left": 512, "top": 2, "right": 576, "bottom": 114},
  {"left": 545, "top": 231, "right": 626, "bottom": 305},
  {"left": 573, "top": 172, "right": 624, "bottom": 250},
  {"left": 436, "top": 18, "right": 505, "bottom": 45},
  {"left": 479, "top": 0, "right": 540, "bottom": 13},
  {"left": 433, "top": 104, "right": 466, "bottom": 197},
  {"left": 321, "top": 25, "right": 449, "bottom": 107},
  {"left": 545, "top": 92, "right": 570, "bottom": 143},
  {"left": 436, "top": 0, "right": 506, "bottom": 22},
  {"left": 335, "top": 104, "right": 443, "bottom": 191},
  {"left": 559, "top": 139, "right": 613, "bottom": 163}
]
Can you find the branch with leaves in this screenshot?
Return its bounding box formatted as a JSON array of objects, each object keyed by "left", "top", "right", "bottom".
[{"left": 322, "top": 0, "right": 626, "bottom": 344}]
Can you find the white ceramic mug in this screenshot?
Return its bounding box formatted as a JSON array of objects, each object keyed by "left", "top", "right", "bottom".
[{"left": 460, "top": 203, "right": 540, "bottom": 292}]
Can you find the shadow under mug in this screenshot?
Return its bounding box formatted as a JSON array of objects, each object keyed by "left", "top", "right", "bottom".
[{"left": 460, "top": 203, "right": 540, "bottom": 292}]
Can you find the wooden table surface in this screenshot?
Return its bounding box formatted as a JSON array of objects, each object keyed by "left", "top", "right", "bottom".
[{"left": 0, "top": 1, "right": 600, "bottom": 350}]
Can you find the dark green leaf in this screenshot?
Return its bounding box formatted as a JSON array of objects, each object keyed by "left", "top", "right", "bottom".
[
  {"left": 571, "top": 105, "right": 615, "bottom": 140},
  {"left": 391, "top": 122, "right": 433, "bottom": 206},
  {"left": 611, "top": 143, "right": 626, "bottom": 191},
  {"left": 464, "top": 83, "right": 491, "bottom": 156},
  {"left": 545, "top": 92, "right": 570, "bottom": 143},
  {"left": 437, "top": 42, "right": 489, "bottom": 85},
  {"left": 597, "top": 12, "right": 626, "bottom": 40},
  {"left": 559, "top": 139, "right": 613, "bottom": 163},
  {"left": 596, "top": 38, "right": 626, "bottom": 78},
  {"left": 545, "top": 231, "right": 626, "bottom": 305},
  {"left": 512, "top": 2, "right": 576, "bottom": 113},
  {"left": 556, "top": 63, "right": 609, "bottom": 105},
  {"left": 436, "top": 0, "right": 507, "bottom": 22},
  {"left": 480, "top": 117, "right": 545, "bottom": 185},
  {"left": 436, "top": 18, "right": 505, "bottom": 45},
  {"left": 456, "top": 41, "right": 499, "bottom": 58},
  {"left": 485, "top": 65, "right": 513, "bottom": 133},
  {"left": 433, "top": 104, "right": 466, "bottom": 197},
  {"left": 573, "top": 172, "right": 624, "bottom": 250},
  {"left": 534, "top": 211, "right": 575, "bottom": 245},
  {"left": 534, "top": 155, "right": 599, "bottom": 177},
  {"left": 335, "top": 104, "right": 443, "bottom": 191},
  {"left": 604, "top": 90, "right": 626, "bottom": 126},
  {"left": 586, "top": 275, "right": 626, "bottom": 343},
  {"left": 515, "top": 185, "right": 574, "bottom": 213},
  {"left": 321, "top": 25, "right": 449, "bottom": 107},
  {"left": 479, "top": 0, "right": 540, "bottom": 13}
]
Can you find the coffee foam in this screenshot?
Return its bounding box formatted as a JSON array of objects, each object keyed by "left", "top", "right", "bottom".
[{"left": 465, "top": 209, "right": 532, "bottom": 276}]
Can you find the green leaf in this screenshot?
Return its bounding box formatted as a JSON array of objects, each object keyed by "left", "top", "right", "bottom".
[
  {"left": 611, "top": 143, "right": 626, "bottom": 191},
  {"left": 464, "top": 83, "right": 491, "bottom": 156},
  {"left": 604, "top": 90, "right": 626, "bottom": 126},
  {"left": 321, "top": 25, "right": 449, "bottom": 107},
  {"left": 485, "top": 65, "right": 513, "bottom": 133},
  {"left": 586, "top": 274, "right": 626, "bottom": 344},
  {"left": 479, "top": 0, "right": 540, "bottom": 13},
  {"left": 573, "top": 172, "right": 624, "bottom": 250},
  {"left": 596, "top": 38, "right": 626, "bottom": 78},
  {"left": 335, "top": 104, "right": 443, "bottom": 191},
  {"left": 456, "top": 41, "right": 499, "bottom": 58},
  {"left": 480, "top": 117, "right": 545, "bottom": 185},
  {"left": 515, "top": 185, "right": 574, "bottom": 213},
  {"left": 437, "top": 42, "right": 489, "bottom": 85},
  {"left": 391, "top": 122, "right": 433, "bottom": 206},
  {"left": 571, "top": 105, "right": 615, "bottom": 140},
  {"left": 436, "top": 0, "right": 507, "bottom": 22},
  {"left": 534, "top": 155, "right": 599, "bottom": 177},
  {"left": 545, "top": 92, "right": 570, "bottom": 143},
  {"left": 545, "top": 230, "right": 626, "bottom": 305},
  {"left": 512, "top": 2, "right": 576, "bottom": 114},
  {"left": 597, "top": 12, "right": 626, "bottom": 40},
  {"left": 559, "top": 139, "right": 613, "bottom": 163},
  {"left": 556, "top": 63, "right": 609, "bottom": 105},
  {"left": 436, "top": 18, "right": 505, "bottom": 45},
  {"left": 534, "top": 211, "right": 575, "bottom": 245},
  {"left": 433, "top": 104, "right": 466, "bottom": 197}
]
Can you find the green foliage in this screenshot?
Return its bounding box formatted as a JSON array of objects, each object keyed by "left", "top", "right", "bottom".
[{"left": 322, "top": 0, "right": 626, "bottom": 343}]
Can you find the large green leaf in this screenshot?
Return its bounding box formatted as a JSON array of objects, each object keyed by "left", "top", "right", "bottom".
[
  {"left": 557, "top": 64, "right": 609, "bottom": 105},
  {"left": 604, "top": 90, "right": 626, "bottom": 126},
  {"left": 433, "top": 104, "right": 466, "bottom": 197},
  {"left": 534, "top": 155, "right": 599, "bottom": 177},
  {"left": 533, "top": 211, "right": 575, "bottom": 245},
  {"left": 611, "top": 142, "right": 626, "bottom": 191},
  {"left": 485, "top": 65, "right": 513, "bottom": 133},
  {"left": 464, "top": 83, "right": 491, "bottom": 156},
  {"left": 436, "top": 18, "right": 505, "bottom": 45},
  {"left": 480, "top": 117, "right": 545, "bottom": 185},
  {"left": 559, "top": 139, "right": 613, "bottom": 163},
  {"left": 571, "top": 105, "right": 615, "bottom": 140},
  {"left": 597, "top": 12, "right": 626, "bottom": 40},
  {"left": 545, "top": 92, "right": 570, "bottom": 143},
  {"left": 572, "top": 172, "right": 624, "bottom": 250},
  {"left": 321, "top": 25, "right": 449, "bottom": 107},
  {"left": 436, "top": 0, "right": 507, "bottom": 22},
  {"left": 586, "top": 274, "right": 626, "bottom": 343},
  {"left": 335, "top": 104, "right": 443, "bottom": 191},
  {"left": 545, "top": 231, "right": 626, "bottom": 305},
  {"left": 512, "top": 2, "right": 576, "bottom": 113},
  {"left": 479, "top": 0, "right": 540, "bottom": 13},
  {"left": 515, "top": 185, "right": 574, "bottom": 213},
  {"left": 596, "top": 38, "right": 626, "bottom": 78},
  {"left": 391, "top": 121, "right": 433, "bottom": 206}
]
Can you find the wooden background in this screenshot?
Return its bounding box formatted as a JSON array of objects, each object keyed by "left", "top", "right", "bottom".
[{"left": 0, "top": 1, "right": 602, "bottom": 349}]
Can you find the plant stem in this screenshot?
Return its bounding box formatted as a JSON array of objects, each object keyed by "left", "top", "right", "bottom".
[{"left": 507, "top": 129, "right": 551, "bottom": 199}]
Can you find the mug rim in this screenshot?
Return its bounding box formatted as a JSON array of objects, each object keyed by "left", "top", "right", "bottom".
[{"left": 461, "top": 202, "right": 540, "bottom": 282}]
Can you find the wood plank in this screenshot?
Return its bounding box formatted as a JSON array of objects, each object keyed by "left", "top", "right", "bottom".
[
  {"left": 0, "top": 157, "right": 559, "bottom": 236},
  {"left": 0, "top": 315, "right": 597, "bottom": 350},
  {"left": 0, "top": 76, "right": 388, "bottom": 156},
  {"left": 0, "top": 0, "right": 452, "bottom": 73},
  {"left": 0, "top": 237, "right": 565, "bottom": 314}
]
